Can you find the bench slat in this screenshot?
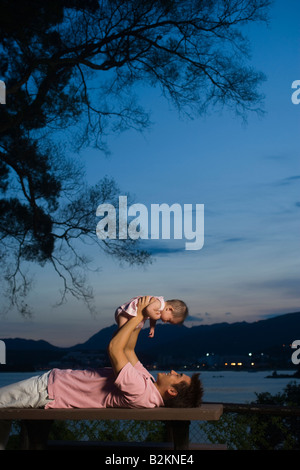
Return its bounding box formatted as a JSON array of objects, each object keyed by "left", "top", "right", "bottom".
[
  {"left": 0, "top": 403, "right": 222, "bottom": 421},
  {"left": 47, "top": 441, "right": 227, "bottom": 450}
]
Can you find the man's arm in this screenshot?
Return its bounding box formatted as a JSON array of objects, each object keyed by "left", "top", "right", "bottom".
[
  {"left": 124, "top": 326, "right": 142, "bottom": 366},
  {"left": 108, "top": 296, "right": 150, "bottom": 376}
]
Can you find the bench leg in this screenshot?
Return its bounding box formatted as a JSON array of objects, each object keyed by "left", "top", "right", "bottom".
[
  {"left": 20, "top": 420, "right": 53, "bottom": 450},
  {"left": 168, "top": 420, "right": 190, "bottom": 450},
  {"left": 0, "top": 420, "right": 11, "bottom": 450}
]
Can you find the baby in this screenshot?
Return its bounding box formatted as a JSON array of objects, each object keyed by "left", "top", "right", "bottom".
[{"left": 115, "top": 295, "right": 188, "bottom": 337}]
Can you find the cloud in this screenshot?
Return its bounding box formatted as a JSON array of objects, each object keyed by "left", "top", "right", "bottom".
[
  {"left": 258, "top": 308, "right": 300, "bottom": 319},
  {"left": 263, "top": 154, "right": 289, "bottom": 161},
  {"left": 184, "top": 314, "right": 204, "bottom": 327},
  {"left": 277, "top": 175, "right": 300, "bottom": 186},
  {"left": 245, "top": 277, "right": 300, "bottom": 298},
  {"left": 148, "top": 245, "right": 185, "bottom": 256},
  {"left": 140, "top": 239, "right": 187, "bottom": 257},
  {"left": 185, "top": 312, "right": 212, "bottom": 322},
  {"left": 186, "top": 315, "right": 204, "bottom": 322},
  {"left": 223, "top": 237, "right": 247, "bottom": 244}
]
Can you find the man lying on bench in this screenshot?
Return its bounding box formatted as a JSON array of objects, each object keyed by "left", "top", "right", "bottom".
[{"left": 0, "top": 297, "right": 203, "bottom": 447}]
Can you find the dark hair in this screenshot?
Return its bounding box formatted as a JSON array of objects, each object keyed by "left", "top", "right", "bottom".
[
  {"left": 163, "top": 373, "right": 203, "bottom": 408},
  {"left": 166, "top": 299, "right": 189, "bottom": 323}
]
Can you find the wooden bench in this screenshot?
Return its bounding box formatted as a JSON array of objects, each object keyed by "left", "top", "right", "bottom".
[{"left": 0, "top": 404, "right": 223, "bottom": 450}]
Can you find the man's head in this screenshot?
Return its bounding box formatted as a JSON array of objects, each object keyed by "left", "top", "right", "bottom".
[{"left": 155, "top": 370, "right": 203, "bottom": 408}]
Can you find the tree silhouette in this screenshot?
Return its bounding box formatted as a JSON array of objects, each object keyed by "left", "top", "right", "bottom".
[{"left": 0, "top": 0, "right": 271, "bottom": 314}]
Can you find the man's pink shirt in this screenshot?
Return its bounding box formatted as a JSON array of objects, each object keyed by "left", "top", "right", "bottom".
[{"left": 45, "top": 361, "right": 164, "bottom": 409}]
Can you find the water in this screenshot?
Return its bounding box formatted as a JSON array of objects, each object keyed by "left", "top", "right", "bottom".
[
  {"left": 197, "top": 370, "right": 299, "bottom": 403},
  {"left": 155, "top": 369, "right": 299, "bottom": 403},
  {"left": 0, "top": 369, "right": 298, "bottom": 403}
]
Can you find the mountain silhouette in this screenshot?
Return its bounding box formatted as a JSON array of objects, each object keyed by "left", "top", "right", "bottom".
[
  {"left": 1, "top": 312, "right": 299, "bottom": 365},
  {"left": 71, "top": 311, "right": 300, "bottom": 360}
]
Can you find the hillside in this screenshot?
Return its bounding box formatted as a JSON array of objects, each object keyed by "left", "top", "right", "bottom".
[
  {"left": 1, "top": 311, "right": 299, "bottom": 368},
  {"left": 137, "top": 311, "right": 300, "bottom": 360}
]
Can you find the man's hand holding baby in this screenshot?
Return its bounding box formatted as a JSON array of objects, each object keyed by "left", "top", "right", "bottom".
[{"left": 136, "top": 296, "right": 152, "bottom": 319}]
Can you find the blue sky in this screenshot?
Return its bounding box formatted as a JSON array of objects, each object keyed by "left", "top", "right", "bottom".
[{"left": 1, "top": 0, "right": 300, "bottom": 347}]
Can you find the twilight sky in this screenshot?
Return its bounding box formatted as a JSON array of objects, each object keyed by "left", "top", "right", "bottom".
[{"left": 1, "top": 0, "right": 300, "bottom": 347}]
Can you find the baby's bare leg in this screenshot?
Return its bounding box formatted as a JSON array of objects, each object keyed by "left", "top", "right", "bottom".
[{"left": 117, "top": 313, "right": 130, "bottom": 328}]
